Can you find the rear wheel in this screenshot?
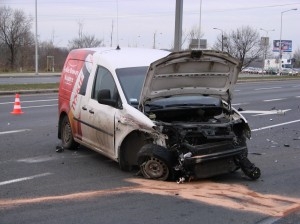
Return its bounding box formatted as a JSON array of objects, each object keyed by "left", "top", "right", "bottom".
[{"left": 61, "top": 115, "right": 78, "bottom": 149}]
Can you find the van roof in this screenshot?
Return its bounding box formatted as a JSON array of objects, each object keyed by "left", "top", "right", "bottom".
[{"left": 69, "top": 47, "right": 171, "bottom": 69}]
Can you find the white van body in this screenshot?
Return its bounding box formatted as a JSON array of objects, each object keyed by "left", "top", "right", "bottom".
[
  {"left": 59, "top": 47, "right": 169, "bottom": 161},
  {"left": 58, "top": 47, "right": 260, "bottom": 181}
]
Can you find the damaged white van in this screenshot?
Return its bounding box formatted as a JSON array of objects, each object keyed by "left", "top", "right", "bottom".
[{"left": 58, "top": 47, "right": 260, "bottom": 181}]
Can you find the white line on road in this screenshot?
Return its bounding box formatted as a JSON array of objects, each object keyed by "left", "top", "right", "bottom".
[
  {"left": 0, "top": 129, "right": 31, "bottom": 135},
  {"left": 17, "top": 155, "right": 56, "bottom": 163},
  {"left": 232, "top": 103, "right": 248, "bottom": 106},
  {"left": 254, "top": 87, "right": 282, "bottom": 91},
  {"left": 22, "top": 104, "right": 57, "bottom": 109},
  {"left": 263, "top": 98, "right": 286, "bottom": 102},
  {"left": 240, "top": 109, "right": 291, "bottom": 116},
  {"left": 252, "top": 119, "right": 300, "bottom": 132},
  {"left": 0, "top": 173, "right": 52, "bottom": 186},
  {"left": 21, "top": 99, "right": 58, "bottom": 103},
  {"left": 0, "top": 99, "right": 57, "bottom": 105}
]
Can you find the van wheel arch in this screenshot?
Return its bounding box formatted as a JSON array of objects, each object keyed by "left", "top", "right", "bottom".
[{"left": 118, "top": 131, "right": 152, "bottom": 171}]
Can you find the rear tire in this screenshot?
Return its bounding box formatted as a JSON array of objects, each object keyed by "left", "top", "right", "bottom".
[{"left": 61, "top": 115, "right": 78, "bottom": 150}]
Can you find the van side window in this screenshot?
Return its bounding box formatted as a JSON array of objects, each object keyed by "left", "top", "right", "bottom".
[
  {"left": 79, "top": 61, "right": 92, "bottom": 96},
  {"left": 92, "top": 66, "right": 118, "bottom": 102}
]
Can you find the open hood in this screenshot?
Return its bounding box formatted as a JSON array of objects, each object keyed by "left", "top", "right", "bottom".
[{"left": 139, "top": 50, "right": 241, "bottom": 107}]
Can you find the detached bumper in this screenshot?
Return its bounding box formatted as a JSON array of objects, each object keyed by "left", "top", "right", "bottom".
[
  {"left": 184, "top": 146, "right": 247, "bottom": 165},
  {"left": 181, "top": 141, "right": 247, "bottom": 179}
]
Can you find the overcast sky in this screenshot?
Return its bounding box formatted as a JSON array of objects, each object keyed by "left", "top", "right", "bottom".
[{"left": 2, "top": 0, "right": 300, "bottom": 57}]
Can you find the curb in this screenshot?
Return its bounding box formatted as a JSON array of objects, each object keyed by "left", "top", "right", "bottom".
[{"left": 0, "top": 77, "right": 299, "bottom": 96}]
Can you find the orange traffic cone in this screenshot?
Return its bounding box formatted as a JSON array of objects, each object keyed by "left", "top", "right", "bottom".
[{"left": 11, "top": 93, "right": 24, "bottom": 115}]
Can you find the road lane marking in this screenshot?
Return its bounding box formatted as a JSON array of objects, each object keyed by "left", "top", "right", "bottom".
[
  {"left": 254, "top": 87, "right": 282, "bottom": 90},
  {"left": 0, "top": 173, "right": 52, "bottom": 186},
  {"left": 252, "top": 119, "right": 300, "bottom": 132},
  {"left": 232, "top": 103, "right": 248, "bottom": 106},
  {"left": 240, "top": 109, "right": 290, "bottom": 116},
  {"left": 21, "top": 99, "right": 57, "bottom": 103},
  {"left": 0, "top": 99, "right": 57, "bottom": 105},
  {"left": 22, "top": 104, "right": 57, "bottom": 109},
  {"left": 263, "top": 98, "right": 286, "bottom": 102},
  {"left": 17, "top": 156, "right": 56, "bottom": 163},
  {"left": 0, "top": 129, "right": 31, "bottom": 135}
]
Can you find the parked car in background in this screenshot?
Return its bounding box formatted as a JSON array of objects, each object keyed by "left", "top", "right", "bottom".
[
  {"left": 264, "top": 68, "right": 277, "bottom": 75},
  {"left": 241, "top": 67, "right": 264, "bottom": 74},
  {"left": 280, "top": 68, "right": 298, "bottom": 76}
]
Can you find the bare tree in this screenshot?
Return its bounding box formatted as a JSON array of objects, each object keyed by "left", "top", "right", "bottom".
[
  {"left": 68, "top": 21, "right": 103, "bottom": 50},
  {"left": 181, "top": 25, "right": 204, "bottom": 50},
  {"left": 293, "top": 47, "right": 300, "bottom": 68},
  {"left": 39, "top": 40, "right": 68, "bottom": 72},
  {"left": 213, "top": 26, "right": 263, "bottom": 70},
  {"left": 0, "top": 6, "right": 33, "bottom": 70}
]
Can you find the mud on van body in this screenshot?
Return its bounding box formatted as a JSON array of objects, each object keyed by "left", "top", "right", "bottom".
[{"left": 58, "top": 47, "right": 260, "bottom": 182}]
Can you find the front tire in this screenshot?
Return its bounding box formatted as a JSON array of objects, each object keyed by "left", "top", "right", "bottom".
[
  {"left": 137, "top": 144, "right": 176, "bottom": 181},
  {"left": 61, "top": 115, "right": 78, "bottom": 149}
]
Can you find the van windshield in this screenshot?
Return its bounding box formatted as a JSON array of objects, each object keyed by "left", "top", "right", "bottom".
[{"left": 116, "top": 67, "right": 148, "bottom": 105}]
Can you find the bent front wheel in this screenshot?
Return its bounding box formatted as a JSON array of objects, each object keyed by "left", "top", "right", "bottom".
[
  {"left": 140, "top": 156, "right": 170, "bottom": 181},
  {"left": 137, "top": 144, "right": 176, "bottom": 181}
]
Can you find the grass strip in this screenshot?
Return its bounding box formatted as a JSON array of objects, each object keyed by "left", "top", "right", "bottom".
[
  {"left": 239, "top": 75, "right": 300, "bottom": 80},
  {"left": 0, "top": 83, "right": 59, "bottom": 91},
  {"left": 0, "top": 75, "right": 299, "bottom": 92}
]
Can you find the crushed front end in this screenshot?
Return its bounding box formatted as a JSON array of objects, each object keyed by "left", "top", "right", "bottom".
[
  {"left": 159, "top": 102, "right": 259, "bottom": 181},
  {"left": 137, "top": 50, "right": 260, "bottom": 182}
]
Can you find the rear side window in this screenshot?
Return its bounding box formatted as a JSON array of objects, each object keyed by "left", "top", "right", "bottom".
[
  {"left": 79, "top": 61, "right": 92, "bottom": 95},
  {"left": 92, "top": 66, "right": 118, "bottom": 101}
]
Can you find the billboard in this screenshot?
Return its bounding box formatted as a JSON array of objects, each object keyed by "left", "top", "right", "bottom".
[
  {"left": 261, "top": 37, "right": 269, "bottom": 46},
  {"left": 189, "top": 39, "right": 207, "bottom": 49},
  {"left": 273, "top": 40, "right": 292, "bottom": 52}
]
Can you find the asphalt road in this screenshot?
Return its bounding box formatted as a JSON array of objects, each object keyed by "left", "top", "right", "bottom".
[{"left": 0, "top": 80, "right": 300, "bottom": 224}]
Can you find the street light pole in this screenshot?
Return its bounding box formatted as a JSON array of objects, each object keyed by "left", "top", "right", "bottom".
[
  {"left": 260, "top": 28, "right": 275, "bottom": 38},
  {"left": 174, "top": 0, "right": 183, "bottom": 51},
  {"left": 279, "top": 8, "right": 297, "bottom": 75},
  {"left": 35, "top": 0, "right": 38, "bottom": 75},
  {"left": 213, "top": 28, "right": 224, "bottom": 51}
]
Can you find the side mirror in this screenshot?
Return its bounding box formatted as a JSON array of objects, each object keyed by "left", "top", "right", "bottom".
[{"left": 97, "top": 89, "right": 117, "bottom": 107}]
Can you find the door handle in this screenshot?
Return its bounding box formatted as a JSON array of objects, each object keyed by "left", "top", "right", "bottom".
[
  {"left": 82, "top": 106, "right": 87, "bottom": 110},
  {"left": 89, "top": 109, "right": 94, "bottom": 114}
]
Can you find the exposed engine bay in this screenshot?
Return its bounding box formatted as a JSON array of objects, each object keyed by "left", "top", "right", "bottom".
[{"left": 138, "top": 96, "right": 261, "bottom": 182}]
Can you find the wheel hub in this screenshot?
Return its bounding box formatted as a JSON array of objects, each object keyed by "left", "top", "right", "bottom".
[{"left": 141, "top": 157, "right": 169, "bottom": 180}]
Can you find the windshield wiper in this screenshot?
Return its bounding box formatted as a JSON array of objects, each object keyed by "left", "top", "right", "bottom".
[{"left": 145, "top": 103, "right": 164, "bottom": 110}]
